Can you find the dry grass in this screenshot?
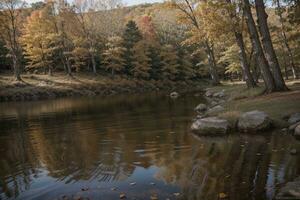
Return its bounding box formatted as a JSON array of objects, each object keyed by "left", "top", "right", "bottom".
[
  {"left": 213, "top": 80, "right": 300, "bottom": 127},
  {"left": 0, "top": 72, "right": 202, "bottom": 101}
]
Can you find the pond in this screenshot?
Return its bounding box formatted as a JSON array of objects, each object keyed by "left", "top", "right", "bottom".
[{"left": 0, "top": 92, "right": 299, "bottom": 200}]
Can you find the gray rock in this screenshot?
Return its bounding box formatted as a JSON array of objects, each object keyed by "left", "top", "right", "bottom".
[
  {"left": 238, "top": 110, "right": 272, "bottom": 132},
  {"left": 295, "top": 124, "right": 300, "bottom": 138},
  {"left": 194, "top": 103, "right": 207, "bottom": 112},
  {"left": 289, "top": 121, "right": 300, "bottom": 133},
  {"left": 191, "top": 117, "right": 229, "bottom": 136},
  {"left": 276, "top": 177, "right": 300, "bottom": 199},
  {"left": 290, "top": 148, "right": 297, "bottom": 155},
  {"left": 207, "top": 105, "right": 224, "bottom": 114},
  {"left": 288, "top": 113, "right": 300, "bottom": 124},
  {"left": 205, "top": 90, "right": 213, "bottom": 97},
  {"left": 213, "top": 90, "right": 225, "bottom": 98},
  {"left": 211, "top": 100, "right": 219, "bottom": 106},
  {"left": 170, "top": 92, "right": 179, "bottom": 98}
]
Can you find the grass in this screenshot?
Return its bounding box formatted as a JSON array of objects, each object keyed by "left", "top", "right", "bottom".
[
  {"left": 0, "top": 72, "right": 203, "bottom": 101},
  {"left": 211, "top": 80, "right": 300, "bottom": 128}
]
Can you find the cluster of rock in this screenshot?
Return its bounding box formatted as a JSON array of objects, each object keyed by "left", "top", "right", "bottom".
[
  {"left": 287, "top": 113, "right": 300, "bottom": 138},
  {"left": 275, "top": 177, "right": 300, "bottom": 199},
  {"left": 191, "top": 89, "right": 275, "bottom": 136},
  {"left": 192, "top": 109, "right": 272, "bottom": 136}
]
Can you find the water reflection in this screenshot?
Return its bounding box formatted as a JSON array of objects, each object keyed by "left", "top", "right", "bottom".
[{"left": 0, "top": 94, "right": 299, "bottom": 200}]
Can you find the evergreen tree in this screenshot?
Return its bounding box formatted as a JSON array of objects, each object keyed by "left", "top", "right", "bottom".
[
  {"left": 148, "top": 45, "right": 163, "bottom": 80},
  {"left": 131, "top": 41, "right": 151, "bottom": 79},
  {"left": 103, "top": 36, "right": 126, "bottom": 77},
  {"left": 176, "top": 49, "right": 194, "bottom": 80},
  {"left": 160, "top": 44, "right": 179, "bottom": 81},
  {"left": 122, "top": 20, "right": 142, "bottom": 76}
]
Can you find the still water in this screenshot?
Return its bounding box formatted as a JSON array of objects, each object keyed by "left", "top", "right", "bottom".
[{"left": 0, "top": 92, "right": 299, "bottom": 200}]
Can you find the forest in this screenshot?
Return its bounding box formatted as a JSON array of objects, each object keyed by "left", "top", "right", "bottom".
[
  {"left": 0, "top": 0, "right": 298, "bottom": 94},
  {"left": 1, "top": 1, "right": 300, "bottom": 200}
]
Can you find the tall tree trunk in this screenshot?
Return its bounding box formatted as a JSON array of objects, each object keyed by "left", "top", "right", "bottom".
[
  {"left": 204, "top": 40, "right": 220, "bottom": 85},
  {"left": 243, "top": 0, "right": 276, "bottom": 93},
  {"left": 249, "top": 48, "right": 259, "bottom": 83},
  {"left": 13, "top": 56, "right": 21, "bottom": 81},
  {"left": 48, "top": 66, "right": 53, "bottom": 76},
  {"left": 235, "top": 32, "right": 257, "bottom": 88},
  {"left": 226, "top": 0, "right": 256, "bottom": 88},
  {"left": 91, "top": 52, "right": 97, "bottom": 74},
  {"left": 275, "top": 0, "right": 298, "bottom": 79},
  {"left": 255, "top": 0, "right": 288, "bottom": 90}
]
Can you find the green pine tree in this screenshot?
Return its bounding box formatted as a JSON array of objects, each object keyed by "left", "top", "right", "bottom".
[
  {"left": 122, "top": 20, "right": 142, "bottom": 76},
  {"left": 148, "top": 45, "right": 163, "bottom": 80}
]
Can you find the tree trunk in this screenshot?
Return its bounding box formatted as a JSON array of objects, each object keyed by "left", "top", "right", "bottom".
[
  {"left": 48, "top": 66, "right": 53, "bottom": 76},
  {"left": 243, "top": 0, "right": 276, "bottom": 93},
  {"left": 255, "top": 0, "right": 288, "bottom": 90},
  {"left": 226, "top": 0, "right": 256, "bottom": 88},
  {"left": 235, "top": 32, "right": 257, "bottom": 88},
  {"left": 204, "top": 40, "right": 220, "bottom": 85},
  {"left": 13, "top": 56, "right": 21, "bottom": 81},
  {"left": 91, "top": 53, "right": 97, "bottom": 74},
  {"left": 275, "top": 0, "right": 298, "bottom": 79}
]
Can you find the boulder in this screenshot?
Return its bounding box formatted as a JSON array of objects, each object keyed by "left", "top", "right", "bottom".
[
  {"left": 288, "top": 113, "right": 300, "bottom": 124},
  {"left": 207, "top": 105, "right": 224, "bottom": 114},
  {"left": 170, "top": 92, "right": 179, "bottom": 98},
  {"left": 194, "top": 103, "right": 207, "bottom": 112},
  {"left": 211, "top": 100, "right": 219, "bottom": 106},
  {"left": 191, "top": 117, "right": 229, "bottom": 136},
  {"left": 295, "top": 124, "right": 300, "bottom": 139},
  {"left": 289, "top": 121, "right": 300, "bottom": 133},
  {"left": 238, "top": 110, "right": 272, "bottom": 132},
  {"left": 276, "top": 177, "right": 300, "bottom": 200},
  {"left": 213, "top": 89, "right": 225, "bottom": 98},
  {"left": 205, "top": 90, "right": 213, "bottom": 97}
]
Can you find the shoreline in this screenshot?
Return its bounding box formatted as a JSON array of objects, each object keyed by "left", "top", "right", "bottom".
[{"left": 0, "top": 72, "right": 207, "bottom": 102}]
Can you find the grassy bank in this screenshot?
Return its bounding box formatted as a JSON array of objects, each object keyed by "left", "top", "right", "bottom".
[
  {"left": 0, "top": 72, "right": 206, "bottom": 102},
  {"left": 206, "top": 80, "right": 300, "bottom": 128}
]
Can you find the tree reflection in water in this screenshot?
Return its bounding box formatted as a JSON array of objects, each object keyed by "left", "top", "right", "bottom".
[{"left": 0, "top": 94, "right": 299, "bottom": 199}]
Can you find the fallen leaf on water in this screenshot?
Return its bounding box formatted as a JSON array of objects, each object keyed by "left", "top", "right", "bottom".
[
  {"left": 256, "top": 153, "right": 262, "bottom": 156},
  {"left": 120, "top": 193, "right": 126, "bottom": 199},
  {"left": 225, "top": 175, "right": 231, "bottom": 178},
  {"left": 173, "top": 193, "right": 180, "bottom": 196},
  {"left": 81, "top": 187, "right": 89, "bottom": 191},
  {"left": 218, "top": 192, "right": 228, "bottom": 199},
  {"left": 150, "top": 194, "right": 158, "bottom": 200},
  {"left": 73, "top": 195, "right": 82, "bottom": 200}
]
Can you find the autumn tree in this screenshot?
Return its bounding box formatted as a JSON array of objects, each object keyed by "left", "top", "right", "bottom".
[
  {"left": 194, "top": 0, "right": 256, "bottom": 88},
  {"left": 168, "top": 0, "right": 220, "bottom": 85},
  {"left": 160, "top": 44, "right": 179, "bottom": 81},
  {"left": 275, "top": 0, "right": 298, "bottom": 79},
  {"left": 0, "top": 0, "right": 26, "bottom": 80},
  {"left": 131, "top": 41, "right": 151, "bottom": 79},
  {"left": 21, "top": 3, "right": 60, "bottom": 75},
  {"left": 102, "top": 36, "right": 125, "bottom": 77}
]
